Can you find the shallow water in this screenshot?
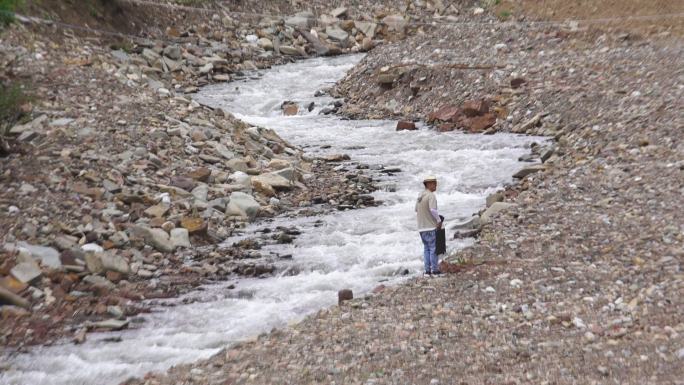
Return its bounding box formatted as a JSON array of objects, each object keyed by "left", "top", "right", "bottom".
[{"left": 0, "top": 54, "right": 545, "bottom": 385}]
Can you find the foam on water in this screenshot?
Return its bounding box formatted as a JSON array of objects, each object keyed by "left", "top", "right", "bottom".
[{"left": 1, "top": 54, "right": 546, "bottom": 385}]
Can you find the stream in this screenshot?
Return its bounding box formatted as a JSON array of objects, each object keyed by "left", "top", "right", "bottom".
[{"left": 0, "top": 54, "right": 545, "bottom": 385}]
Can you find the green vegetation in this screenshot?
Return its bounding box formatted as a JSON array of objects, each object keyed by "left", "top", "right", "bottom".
[
  {"left": 498, "top": 10, "right": 512, "bottom": 19},
  {"left": 0, "top": 82, "right": 31, "bottom": 155},
  {"left": 0, "top": 0, "right": 22, "bottom": 26}
]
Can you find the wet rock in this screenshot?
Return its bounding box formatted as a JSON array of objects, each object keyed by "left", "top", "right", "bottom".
[
  {"left": 513, "top": 165, "right": 546, "bottom": 179},
  {"left": 282, "top": 102, "right": 299, "bottom": 116},
  {"left": 279, "top": 46, "right": 305, "bottom": 56},
  {"left": 396, "top": 121, "right": 417, "bottom": 131},
  {"left": 338, "top": 289, "right": 353, "bottom": 305},
  {"left": 226, "top": 192, "right": 260, "bottom": 220},
  {"left": 87, "top": 319, "right": 129, "bottom": 331}
]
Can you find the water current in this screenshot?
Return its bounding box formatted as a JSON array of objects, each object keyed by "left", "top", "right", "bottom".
[{"left": 1, "top": 54, "right": 545, "bottom": 385}]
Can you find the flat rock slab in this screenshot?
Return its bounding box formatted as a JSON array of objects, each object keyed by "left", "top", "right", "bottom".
[
  {"left": 513, "top": 164, "right": 546, "bottom": 179},
  {"left": 480, "top": 202, "right": 517, "bottom": 224}
]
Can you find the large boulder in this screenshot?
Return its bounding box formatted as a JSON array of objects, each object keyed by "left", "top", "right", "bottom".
[
  {"left": 16, "top": 242, "right": 61, "bottom": 269},
  {"left": 325, "top": 25, "right": 349, "bottom": 42},
  {"left": 129, "top": 226, "right": 174, "bottom": 253},
  {"left": 226, "top": 192, "right": 260, "bottom": 220}
]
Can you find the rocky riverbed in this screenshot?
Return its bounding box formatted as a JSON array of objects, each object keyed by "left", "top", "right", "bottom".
[{"left": 1, "top": 0, "right": 683, "bottom": 384}]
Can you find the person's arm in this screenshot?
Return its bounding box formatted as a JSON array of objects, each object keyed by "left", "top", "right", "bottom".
[{"left": 428, "top": 195, "right": 441, "bottom": 227}]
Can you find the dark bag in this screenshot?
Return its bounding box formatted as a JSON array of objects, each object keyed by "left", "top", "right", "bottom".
[{"left": 436, "top": 215, "right": 446, "bottom": 255}]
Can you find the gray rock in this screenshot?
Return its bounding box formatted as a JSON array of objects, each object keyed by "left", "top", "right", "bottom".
[
  {"left": 101, "top": 252, "right": 130, "bottom": 274},
  {"left": 285, "top": 12, "right": 315, "bottom": 29},
  {"left": 141, "top": 48, "right": 160, "bottom": 65},
  {"left": 383, "top": 14, "right": 407, "bottom": 32},
  {"left": 227, "top": 158, "right": 249, "bottom": 172},
  {"left": 355, "top": 21, "right": 377, "bottom": 38},
  {"left": 209, "top": 142, "right": 235, "bottom": 159},
  {"left": 192, "top": 184, "right": 209, "bottom": 201},
  {"left": 325, "top": 25, "right": 349, "bottom": 42},
  {"left": 107, "top": 305, "right": 125, "bottom": 319},
  {"left": 199, "top": 63, "right": 214, "bottom": 75},
  {"left": 513, "top": 164, "right": 546, "bottom": 179},
  {"left": 130, "top": 226, "right": 173, "bottom": 253},
  {"left": 330, "top": 7, "right": 348, "bottom": 18},
  {"left": 486, "top": 191, "right": 504, "bottom": 207},
  {"left": 278, "top": 46, "right": 305, "bottom": 56},
  {"left": 480, "top": 202, "right": 517, "bottom": 224},
  {"left": 17, "top": 242, "right": 61, "bottom": 269},
  {"left": 10, "top": 260, "right": 42, "bottom": 283},
  {"left": 450, "top": 216, "right": 480, "bottom": 230},
  {"left": 83, "top": 275, "right": 116, "bottom": 289},
  {"left": 163, "top": 45, "right": 182, "bottom": 60},
  {"left": 226, "top": 192, "right": 261, "bottom": 220},
  {"left": 170, "top": 228, "right": 191, "bottom": 249},
  {"left": 111, "top": 49, "right": 130, "bottom": 63}
]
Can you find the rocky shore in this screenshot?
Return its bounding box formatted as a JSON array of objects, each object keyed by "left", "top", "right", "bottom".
[{"left": 123, "top": 2, "right": 682, "bottom": 385}]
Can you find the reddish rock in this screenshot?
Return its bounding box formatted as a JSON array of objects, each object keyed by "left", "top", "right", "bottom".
[
  {"left": 437, "top": 123, "right": 456, "bottom": 132},
  {"left": 428, "top": 105, "right": 461, "bottom": 123},
  {"left": 282, "top": 103, "right": 298, "bottom": 116},
  {"left": 170, "top": 176, "right": 196, "bottom": 192},
  {"left": 372, "top": 284, "right": 386, "bottom": 294},
  {"left": 338, "top": 289, "right": 353, "bottom": 305},
  {"left": 180, "top": 216, "right": 207, "bottom": 234},
  {"left": 106, "top": 271, "right": 123, "bottom": 283},
  {"left": 187, "top": 167, "right": 211, "bottom": 182},
  {"left": 463, "top": 112, "right": 497, "bottom": 133},
  {"left": 396, "top": 121, "right": 416, "bottom": 131},
  {"left": 462, "top": 99, "right": 489, "bottom": 117},
  {"left": 510, "top": 77, "right": 526, "bottom": 88}
]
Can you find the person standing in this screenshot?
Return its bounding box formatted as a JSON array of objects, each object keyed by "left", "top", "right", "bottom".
[{"left": 415, "top": 175, "right": 442, "bottom": 276}]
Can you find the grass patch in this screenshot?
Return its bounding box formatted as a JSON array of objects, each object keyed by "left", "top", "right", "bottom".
[
  {"left": 498, "top": 10, "right": 512, "bottom": 20},
  {"left": 0, "top": 82, "right": 31, "bottom": 155},
  {"left": 0, "top": 0, "right": 23, "bottom": 27}
]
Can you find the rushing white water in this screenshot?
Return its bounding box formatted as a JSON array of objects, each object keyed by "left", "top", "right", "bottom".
[{"left": 0, "top": 54, "right": 545, "bottom": 385}]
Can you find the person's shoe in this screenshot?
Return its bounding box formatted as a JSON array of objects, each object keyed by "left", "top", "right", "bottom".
[
  {"left": 432, "top": 270, "right": 443, "bottom": 276},
  {"left": 424, "top": 271, "right": 432, "bottom": 277}
]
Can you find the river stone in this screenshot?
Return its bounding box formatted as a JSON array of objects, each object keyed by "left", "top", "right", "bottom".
[
  {"left": 130, "top": 226, "right": 173, "bottom": 253},
  {"left": 268, "top": 159, "right": 291, "bottom": 170},
  {"left": 338, "top": 289, "right": 353, "bottom": 305},
  {"left": 284, "top": 12, "right": 314, "bottom": 29},
  {"left": 170, "top": 228, "right": 191, "bottom": 249},
  {"left": 383, "top": 14, "right": 407, "bottom": 32},
  {"left": 88, "top": 319, "right": 129, "bottom": 331},
  {"left": 83, "top": 274, "right": 116, "bottom": 290},
  {"left": 163, "top": 44, "right": 181, "bottom": 60},
  {"left": 513, "top": 164, "right": 546, "bottom": 179},
  {"left": 10, "top": 260, "right": 42, "bottom": 283},
  {"left": 480, "top": 202, "right": 517, "bottom": 224},
  {"left": 192, "top": 184, "right": 209, "bottom": 201},
  {"left": 325, "top": 25, "right": 349, "bottom": 42},
  {"left": 227, "top": 158, "right": 249, "bottom": 172},
  {"left": 257, "top": 38, "right": 273, "bottom": 50},
  {"left": 141, "top": 48, "right": 160, "bottom": 65},
  {"left": 101, "top": 252, "right": 130, "bottom": 274},
  {"left": 17, "top": 242, "right": 61, "bottom": 269},
  {"left": 252, "top": 172, "right": 292, "bottom": 191},
  {"left": 355, "top": 21, "right": 377, "bottom": 38},
  {"left": 226, "top": 192, "right": 260, "bottom": 220},
  {"left": 84, "top": 252, "right": 105, "bottom": 275},
  {"left": 279, "top": 46, "right": 305, "bottom": 56}
]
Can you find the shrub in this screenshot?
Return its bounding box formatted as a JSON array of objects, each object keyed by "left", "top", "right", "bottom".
[
  {"left": 0, "top": 0, "right": 22, "bottom": 27},
  {"left": 0, "top": 82, "right": 31, "bottom": 155}
]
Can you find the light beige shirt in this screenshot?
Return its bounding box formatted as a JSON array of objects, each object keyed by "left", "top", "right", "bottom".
[{"left": 415, "top": 189, "right": 439, "bottom": 232}]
